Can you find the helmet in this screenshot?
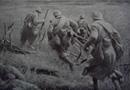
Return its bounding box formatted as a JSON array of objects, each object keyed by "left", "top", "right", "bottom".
[
  {"left": 92, "top": 11, "right": 103, "bottom": 20},
  {"left": 35, "top": 7, "right": 42, "bottom": 13},
  {"left": 80, "top": 14, "right": 85, "bottom": 19},
  {"left": 53, "top": 10, "right": 62, "bottom": 18}
]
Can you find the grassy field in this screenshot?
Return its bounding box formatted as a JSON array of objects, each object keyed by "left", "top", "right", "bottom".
[{"left": 0, "top": 1, "right": 130, "bottom": 90}]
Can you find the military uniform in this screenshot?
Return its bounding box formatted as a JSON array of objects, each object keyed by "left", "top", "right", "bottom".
[
  {"left": 82, "top": 11, "right": 123, "bottom": 90},
  {"left": 20, "top": 7, "right": 45, "bottom": 49},
  {"left": 48, "top": 10, "right": 78, "bottom": 71},
  {"left": 77, "top": 15, "right": 90, "bottom": 43}
]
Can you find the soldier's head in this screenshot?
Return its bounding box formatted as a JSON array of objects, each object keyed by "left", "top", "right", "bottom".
[
  {"left": 80, "top": 14, "right": 85, "bottom": 19},
  {"left": 92, "top": 11, "right": 103, "bottom": 21},
  {"left": 35, "top": 7, "right": 42, "bottom": 14},
  {"left": 53, "top": 10, "right": 62, "bottom": 19}
]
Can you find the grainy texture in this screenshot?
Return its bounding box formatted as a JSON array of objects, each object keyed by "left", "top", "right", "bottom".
[{"left": 0, "top": 1, "right": 130, "bottom": 90}]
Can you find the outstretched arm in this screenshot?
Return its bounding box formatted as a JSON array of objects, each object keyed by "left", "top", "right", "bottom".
[
  {"left": 47, "top": 20, "right": 55, "bottom": 41},
  {"left": 84, "top": 25, "right": 98, "bottom": 48},
  {"left": 69, "top": 19, "right": 78, "bottom": 34},
  {"left": 112, "top": 28, "right": 122, "bottom": 44}
]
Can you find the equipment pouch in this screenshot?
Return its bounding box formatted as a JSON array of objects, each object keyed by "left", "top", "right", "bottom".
[
  {"left": 92, "top": 44, "right": 104, "bottom": 63},
  {"left": 103, "top": 37, "right": 112, "bottom": 47},
  {"left": 50, "top": 35, "right": 61, "bottom": 50}
]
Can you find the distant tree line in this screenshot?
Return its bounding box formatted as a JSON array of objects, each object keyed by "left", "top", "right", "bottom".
[{"left": 0, "top": 0, "right": 130, "bottom": 3}]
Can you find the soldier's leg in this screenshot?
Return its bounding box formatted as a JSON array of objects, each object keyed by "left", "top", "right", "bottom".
[
  {"left": 20, "top": 26, "right": 28, "bottom": 48},
  {"left": 28, "top": 34, "right": 37, "bottom": 50},
  {"left": 59, "top": 52, "right": 74, "bottom": 71},
  {"left": 93, "top": 78, "right": 98, "bottom": 90},
  {"left": 20, "top": 33, "right": 27, "bottom": 48},
  {"left": 114, "top": 70, "right": 124, "bottom": 84},
  {"left": 110, "top": 72, "right": 122, "bottom": 90}
]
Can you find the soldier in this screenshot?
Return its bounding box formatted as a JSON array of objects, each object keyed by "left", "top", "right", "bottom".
[
  {"left": 20, "top": 7, "right": 45, "bottom": 50},
  {"left": 0, "top": 63, "right": 41, "bottom": 90},
  {"left": 82, "top": 11, "right": 124, "bottom": 90},
  {"left": 77, "top": 14, "right": 93, "bottom": 63},
  {"left": 77, "top": 14, "right": 90, "bottom": 44},
  {"left": 47, "top": 10, "right": 78, "bottom": 71}
]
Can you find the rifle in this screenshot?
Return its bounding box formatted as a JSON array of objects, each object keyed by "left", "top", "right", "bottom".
[
  {"left": 66, "top": 29, "right": 90, "bottom": 62},
  {"left": 37, "top": 8, "right": 49, "bottom": 44},
  {"left": 74, "top": 38, "right": 88, "bottom": 62},
  {"left": 72, "top": 31, "right": 94, "bottom": 64}
]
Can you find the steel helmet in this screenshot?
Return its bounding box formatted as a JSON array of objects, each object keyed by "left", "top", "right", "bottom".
[
  {"left": 53, "top": 10, "right": 62, "bottom": 18},
  {"left": 92, "top": 11, "right": 103, "bottom": 20},
  {"left": 35, "top": 7, "right": 42, "bottom": 13},
  {"left": 80, "top": 14, "right": 85, "bottom": 19}
]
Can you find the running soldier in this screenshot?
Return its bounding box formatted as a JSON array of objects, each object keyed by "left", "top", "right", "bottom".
[
  {"left": 20, "top": 7, "right": 45, "bottom": 50},
  {"left": 82, "top": 11, "right": 124, "bottom": 90},
  {"left": 47, "top": 10, "right": 78, "bottom": 71}
]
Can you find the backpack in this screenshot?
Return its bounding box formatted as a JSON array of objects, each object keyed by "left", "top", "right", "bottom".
[
  {"left": 24, "top": 12, "right": 34, "bottom": 27},
  {"left": 96, "top": 21, "right": 124, "bottom": 61},
  {"left": 49, "top": 16, "right": 67, "bottom": 49}
]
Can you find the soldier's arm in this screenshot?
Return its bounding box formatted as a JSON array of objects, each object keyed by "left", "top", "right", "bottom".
[
  {"left": 77, "top": 20, "right": 80, "bottom": 28},
  {"left": 69, "top": 19, "right": 78, "bottom": 34},
  {"left": 112, "top": 28, "right": 122, "bottom": 44},
  {"left": 84, "top": 25, "right": 98, "bottom": 48},
  {"left": 33, "top": 13, "right": 45, "bottom": 25},
  {"left": 47, "top": 20, "right": 55, "bottom": 41},
  {"left": 85, "top": 21, "right": 91, "bottom": 33}
]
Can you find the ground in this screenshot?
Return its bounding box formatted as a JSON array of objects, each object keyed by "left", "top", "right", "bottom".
[{"left": 0, "top": 1, "right": 130, "bottom": 90}]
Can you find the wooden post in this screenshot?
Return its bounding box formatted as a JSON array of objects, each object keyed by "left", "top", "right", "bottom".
[
  {"left": 2, "top": 23, "right": 7, "bottom": 52},
  {"left": 4, "top": 23, "right": 7, "bottom": 36},
  {"left": 21, "top": 17, "right": 23, "bottom": 26},
  {"left": 9, "top": 15, "right": 12, "bottom": 48},
  {"left": 4, "top": 23, "right": 7, "bottom": 45},
  {"left": 9, "top": 32, "right": 12, "bottom": 48}
]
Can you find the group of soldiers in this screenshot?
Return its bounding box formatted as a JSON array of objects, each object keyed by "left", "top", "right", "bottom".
[{"left": 1, "top": 7, "right": 124, "bottom": 90}]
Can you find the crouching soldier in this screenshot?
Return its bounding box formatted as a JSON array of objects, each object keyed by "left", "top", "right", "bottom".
[
  {"left": 0, "top": 63, "right": 41, "bottom": 90},
  {"left": 82, "top": 11, "right": 124, "bottom": 90},
  {"left": 20, "top": 7, "right": 45, "bottom": 50},
  {"left": 47, "top": 10, "right": 78, "bottom": 71}
]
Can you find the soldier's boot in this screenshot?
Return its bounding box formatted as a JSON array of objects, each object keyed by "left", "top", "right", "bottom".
[
  {"left": 112, "top": 79, "right": 122, "bottom": 90},
  {"left": 110, "top": 72, "right": 122, "bottom": 90},
  {"left": 20, "top": 40, "right": 26, "bottom": 48},
  {"left": 114, "top": 70, "right": 124, "bottom": 84},
  {"left": 93, "top": 78, "right": 98, "bottom": 90},
  {"left": 65, "top": 58, "right": 74, "bottom": 72},
  {"left": 60, "top": 56, "right": 74, "bottom": 71},
  {"left": 27, "top": 45, "right": 35, "bottom": 50},
  {"left": 82, "top": 67, "right": 88, "bottom": 76},
  {"left": 28, "top": 35, "right": 37, "bottom": 50},
  {"left": 69, "top": 63, "right": 74, "bottom": 72}
]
